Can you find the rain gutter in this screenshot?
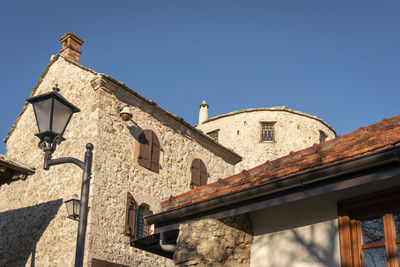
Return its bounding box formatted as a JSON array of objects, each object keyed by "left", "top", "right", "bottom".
[{"left": 146, "top": 145, "right": 400, "bottom": 228}]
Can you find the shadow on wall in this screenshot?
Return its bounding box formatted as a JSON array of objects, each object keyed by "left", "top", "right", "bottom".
[
  {"left": 0, "top": 199, "right": 63, "bottom": 267},
  {"left": 252, "top": 221, "right": 339, "bottom": 267}
]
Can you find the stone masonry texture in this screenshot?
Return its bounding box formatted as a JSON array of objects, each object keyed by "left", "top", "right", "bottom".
[
  {"left": 0, "top": 55, "right": 236, "bottom": 267},
  {"left": 196, "top": 108, "right": 336, "bottom": 172},
  {"left": 174, "top": 214, "right": 252, "bottom": 267}
]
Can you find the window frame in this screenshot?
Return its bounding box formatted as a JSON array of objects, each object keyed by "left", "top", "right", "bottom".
[
  {"left": 136, "top": 203, "right": 152, "bottom": 239},
  {"left": 124, "top": 192, "right": 153, "bottom": 240},
  {"left": 260, "top": 121, "right": 276, "bottom": 142},
  {"left": 190, "top": 158, "right": 208, "bottom": 188},
  {"left": 337, "top": 187, "right": 400, "bottom": 267}
]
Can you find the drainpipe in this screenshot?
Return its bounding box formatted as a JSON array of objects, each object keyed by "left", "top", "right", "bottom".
[{"left": 159, "top": 232, "right": 176, "bottom": 253}]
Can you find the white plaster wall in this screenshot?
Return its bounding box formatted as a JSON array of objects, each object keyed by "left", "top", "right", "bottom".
[
  {"left": 250, "top": 195, "right": 340, "bottom": 267},
  {"left": 196, "top": 108, "right": 335, "bottom": 172}
]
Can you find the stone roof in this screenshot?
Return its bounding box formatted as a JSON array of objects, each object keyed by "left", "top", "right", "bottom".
[
  {"left": 200, "top": 106, "right": 336, "bottom": 136},
  {"left": 0, "top": 154, "right": 35, "bottom": 181},
  {"left": 3, "top": 55, "right": 242, "bottom": 164},
  {"left": 161, "top": 114, "right": 400, "bottom": 210}
]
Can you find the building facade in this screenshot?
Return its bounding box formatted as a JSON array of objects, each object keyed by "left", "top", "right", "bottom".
[
  {"left": 196, "top": 103, "right": 336, "bottom": 171},
  {"left": 0, "top": 33, "right": 344, "bottom": 267}
]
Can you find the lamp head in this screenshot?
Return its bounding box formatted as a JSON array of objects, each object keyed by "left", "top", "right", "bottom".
[
  {"left": 120, "top": 106, "right": 132, "bottom": 121},
  {"left": 26, "top": 85, "right": 80, "bottom": 143}
]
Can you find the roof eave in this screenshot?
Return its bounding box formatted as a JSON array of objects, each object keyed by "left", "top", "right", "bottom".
[{"left": 146, "top": 145, "right": 400, "bottom": 229}]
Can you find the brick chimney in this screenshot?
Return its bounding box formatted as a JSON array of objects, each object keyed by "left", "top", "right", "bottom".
[{"left": 59, "top": 32, "right": 84, "bottom": 63}]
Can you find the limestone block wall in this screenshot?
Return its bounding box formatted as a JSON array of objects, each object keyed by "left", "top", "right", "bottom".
[
  {"left": 1, "top": 55, "right": 238, "bottom": 267},
  {"left": 196, "top": 108, "right": 336, "bottom": 171},
  {"left": 1, "top": 55, "right": 99, "bottom": 267},
  {"left": 174, "top": 214, "right": 252, "bottom": 267},
  {"left": 88, "top": 76, "right": 237, "bottom": 266}
]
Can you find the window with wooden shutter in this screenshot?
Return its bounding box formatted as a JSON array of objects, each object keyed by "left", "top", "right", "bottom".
[
  {"left": 138, "top": 130, "right": 160, "bottom": 173},
  {"left": 124, "top": 192, "right": 137, "bottom": 238},
  {"left": 337, "top": 187, "right": 400, "bottom": 267},
  {"left": 191, "top": 159, "right": 208, "bottom": 188}
]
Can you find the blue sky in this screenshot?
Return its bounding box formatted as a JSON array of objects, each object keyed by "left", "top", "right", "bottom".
[{"left": 1, "top": 1, "right": 399, "bottom": 154}]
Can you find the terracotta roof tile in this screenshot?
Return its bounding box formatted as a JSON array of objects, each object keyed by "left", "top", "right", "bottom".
[{"left": 161, "top": 115, "right": 400, "bottom": 210}]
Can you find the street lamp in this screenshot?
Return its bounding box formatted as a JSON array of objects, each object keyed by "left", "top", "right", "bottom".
[
  {"left": 65, "top": 194, "right": 80, "bottom": 221},
  {"left": 27, "top": 85, "right": 93, "bottom": 267}
]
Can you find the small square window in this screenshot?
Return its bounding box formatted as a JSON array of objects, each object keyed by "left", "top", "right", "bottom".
[
  {"left": 207, "top": 130, "right": 219, "bottom": 143},
  {"left": 260, "top": 123, "right": 275, "bottom": 142}
]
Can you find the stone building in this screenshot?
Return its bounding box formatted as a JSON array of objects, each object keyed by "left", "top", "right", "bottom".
[
  {"left": 148, "top": 114, "right": 400, "bottom": 267},
  {"left": 1, "top": 32, "right": 343, "bottom": 267},
  {"left": 196, "top": 103, "right": 335, "bottom": 171}
]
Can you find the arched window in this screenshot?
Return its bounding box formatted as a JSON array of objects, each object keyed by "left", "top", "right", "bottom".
[
  {"left": 190, "top": 159, "right": 208, "bottom": 188},
  {"left": 138, "top": 130, "right": 161, "bottom": 173},
  {"left": 124, "top": 192, "right": 153, "bottom": 239}
]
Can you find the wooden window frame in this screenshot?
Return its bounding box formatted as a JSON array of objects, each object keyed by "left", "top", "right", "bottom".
[
  {"left": 260, "top": 122, "right": 275, "bottom": 142},
  {"left": 124, "top": 192, "right": 153, "bottom": 240},
  {"left": 138, "top": 130, "right": 161, "bottom": 173},
  {"left": 190, "top": 158, "right": 208, "bottom": 188},
  {"left": 337, "top": 187, "right": 400, "bottom": 267}
]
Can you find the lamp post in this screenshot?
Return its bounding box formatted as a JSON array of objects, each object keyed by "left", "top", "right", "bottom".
[{"left": 27, "top": 85, "right": 93, "bottom": 267}]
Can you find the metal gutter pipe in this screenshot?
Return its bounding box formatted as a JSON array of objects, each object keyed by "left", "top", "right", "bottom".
[{"left": 159, "top": 232, "right": 177, "bottom": 253}]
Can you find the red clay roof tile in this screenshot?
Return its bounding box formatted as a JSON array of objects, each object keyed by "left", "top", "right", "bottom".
[{"left": 161, "top": 115, "right": 400, "bottom": 210}]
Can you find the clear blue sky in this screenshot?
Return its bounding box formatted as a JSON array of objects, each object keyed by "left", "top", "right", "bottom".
[{"left": 1, "top": 1, "right": 399, "bottom": 154}]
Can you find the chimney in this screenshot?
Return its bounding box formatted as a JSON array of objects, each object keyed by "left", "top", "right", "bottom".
[
  {"left": 198, "top": 100, "right": 209, "bottom": 125},
  {"left": 59, "top": 32, "right": 84, "bottom": 63}
]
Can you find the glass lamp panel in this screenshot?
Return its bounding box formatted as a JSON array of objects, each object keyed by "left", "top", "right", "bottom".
[
  {"left": 32, "top": 98, "right": 53, "bottom": 133},
  {"left": 361, "top": 216, "right": 385, "bottom": 244},
  {"left": 65, "top": 199, "right": 75, "bottom": 217},
  {"left": 52, "top": 98, "right": 74, "bottom": 135},
  {"left": 362, "top": 247, "right": 387, "bottom": 267},
  {"left": 73, "top": 199, "right": 80, "bottom": 217}
]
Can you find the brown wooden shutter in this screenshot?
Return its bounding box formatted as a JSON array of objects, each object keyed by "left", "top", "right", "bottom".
[
  {"left": 150, "top": 131, "right": 160, "bottom": 173},
  {"left": 199, "top": 160, "right": 207, "bottom": 186},
  {"left": 191, "top": 159, "right": 201, "bottom": 187},
  {"left": 138, "top": 130, "right": 152, "bottom": 169},
  {"left": 124, "top": 192, "right": 137, "bottom": 238}
]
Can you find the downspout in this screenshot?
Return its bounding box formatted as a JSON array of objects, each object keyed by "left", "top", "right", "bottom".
[{"left": 159, "top": 232, "right": 176, "bottom": 253}]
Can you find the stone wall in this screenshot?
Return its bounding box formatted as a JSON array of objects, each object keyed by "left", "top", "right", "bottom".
[
  {"left": 174, "top": 214, "right": 252, "bottom": 267},
  {"left": 1, "top": 55, "right": 238, "bottom": 266},
  {"left": 87, "top": 76, "right": 237, "bottom": 266},
  {"left": 196, "top": 108, "right": 336, "bottom": 172},
  {"left": 1, "top": 55, "right": 99, "bottom": 267}
]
